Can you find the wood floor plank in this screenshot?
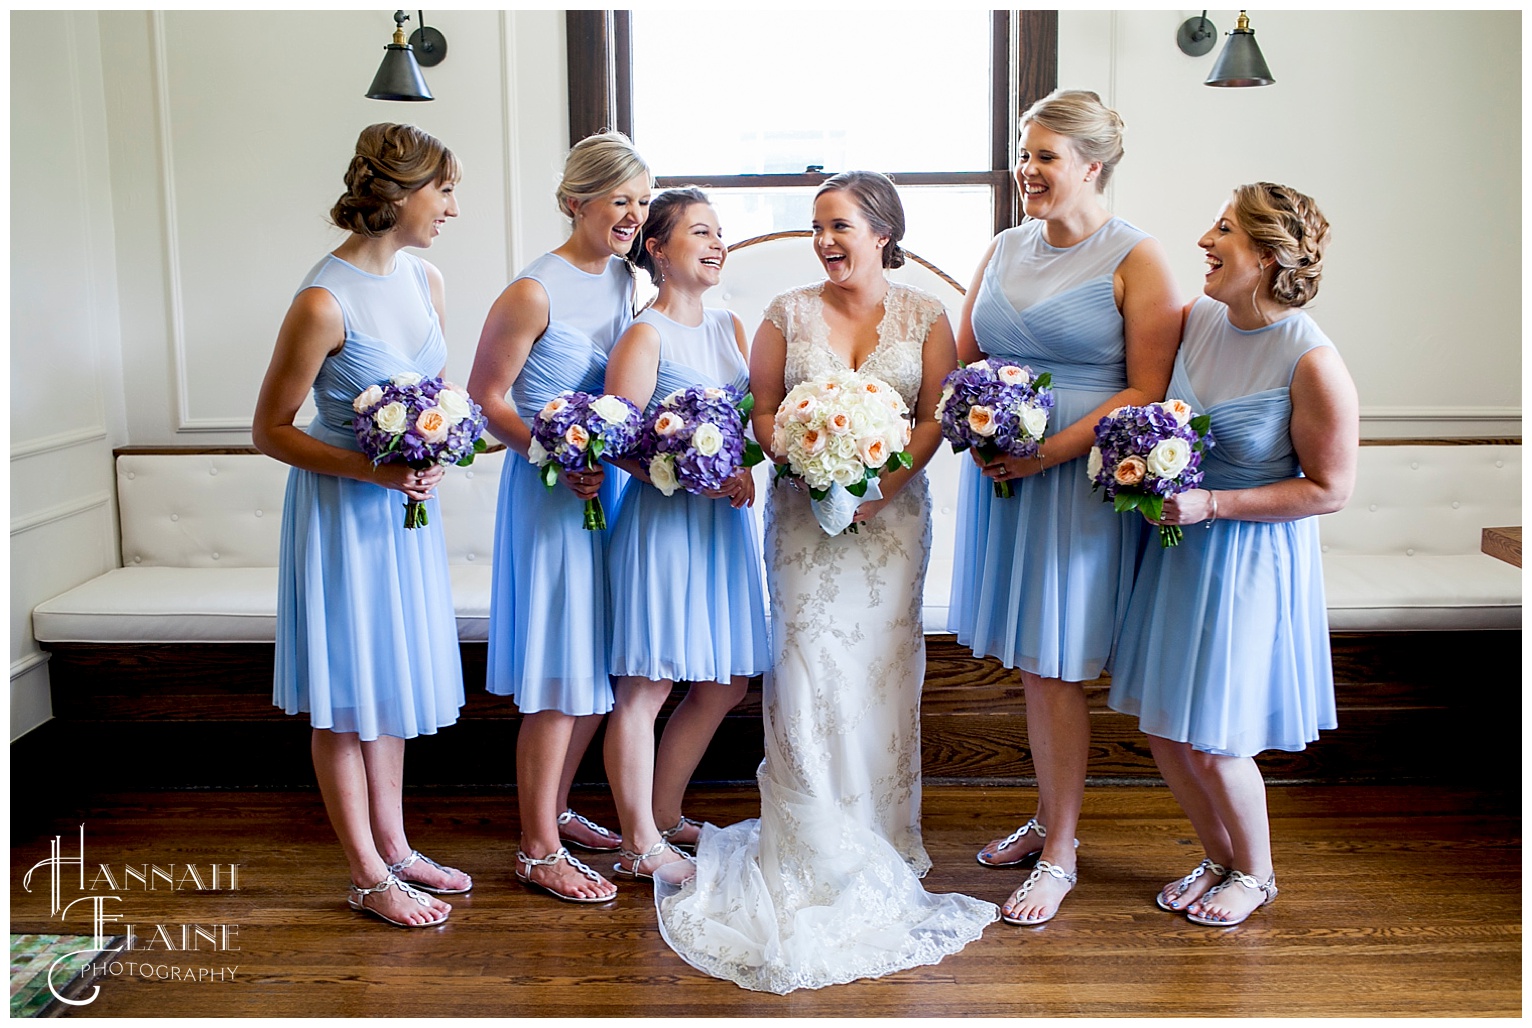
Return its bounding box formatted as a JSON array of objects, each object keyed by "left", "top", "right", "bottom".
[{"left": 9, "top": 783, "right": 1518, "bottom": 1018}]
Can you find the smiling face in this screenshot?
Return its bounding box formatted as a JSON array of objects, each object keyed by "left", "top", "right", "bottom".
[
  {"left": 1198, "top": 199, "right": 1271, "bottom": 307},
  {"left": 1015, "top": 122, "right": 1100, "bottom": 222},
  {"left": 648, "top": 202, "right": 725, "bottom": 289},
  {"left": 571, "top": 172, "right": 652, "bottom": 258},
  {"left": 811, "top": 189, "right": 887, "bottom": 287},
  {"left": 393, "top": 177, "right": 459, "bottom": 249}
]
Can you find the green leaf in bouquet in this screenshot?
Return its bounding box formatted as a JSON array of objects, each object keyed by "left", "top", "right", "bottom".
[
  {"left": 1190, "top": 413, "right": 1212, "bottom": 436},
  {"left": 742, "top": 439, "right": 766, "bottom": 468},
  {"left": 736, "top": 392, "right": 755, "bottom": 418},
  {"left": 540, "top": 462, "right": 560, "bottom": 491},
  {"left": 474, "top": 437, "right": 489, "bottom": 453},
  {"left": 589, "top": 437, "right": 606, "bottom": 462},
  {"left": 809, "top": 485, "right": 829, "bottom": 501},
  {"left": 454, "top": 451, "right": 476, "bottom": 467},
  {"left": 1113, "top": 493, "right": 1144, "bottom": 514},
  {"left": 892, "top": 450, "right": 914, "bottom": 471},
  {"left": 949, "top": 440, "right": 971, "bottom": 454},
  {"left": 1033, "top": 371, "right": 1053, "bottom": 389},
  {"left": 773, "top": 463, "right": 794, "bottom": 483},
  {"left": 846, "top": 479, "right": 869, "bottom": 498}
]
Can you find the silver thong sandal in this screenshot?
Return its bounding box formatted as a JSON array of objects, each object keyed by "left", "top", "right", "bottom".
[
  {"left": 1156, "top": 857, "right": 1228, "bottom": 912},
  {"left": 1186, "top": 869, "right": 1277, "bottom": 926},
  {"left": 347, "top": 874, "right": 449, "bottom": 928},
  {"left": 387, "top": 849, "right": 473, "bottom": 895},
  {"left": 515, "top": 847, "right": 617, "bottom": 904}
]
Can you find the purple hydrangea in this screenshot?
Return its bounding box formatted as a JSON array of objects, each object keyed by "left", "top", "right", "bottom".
[
  {"left": 936, "top": 361, "right": 1055, "bottom": 498},
  {"left": 1088, "top": 400, "right": 1214, "bottom": 547},
  {"left": 640, "top": 385, "right": 763, "bottom": 497},
  {"left": 527, "top": 391, "right": 644, "bottom": 530},
  {"left": 351, "top": 373, "right": 489, "bottom": 528}
]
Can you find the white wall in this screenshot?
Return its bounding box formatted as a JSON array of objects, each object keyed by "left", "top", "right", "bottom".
[
  {"left": 10, "top": 9, "right": 1522, "bottom": 737},
  {"left": 1060, "top": 9, "right": 1521, "bottom": 437}
]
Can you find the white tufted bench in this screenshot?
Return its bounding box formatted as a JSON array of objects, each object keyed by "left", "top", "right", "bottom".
[
  {"left": 1319, "top": 441, "right": 1521, "bottom": 631},
  {"left": 32, "top": 449, "right": 503, "bottom": 645}
]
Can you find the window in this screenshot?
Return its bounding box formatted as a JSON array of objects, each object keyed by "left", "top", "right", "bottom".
[{"left": 568, "top": 11, "right": 1057, "bottom": 283}]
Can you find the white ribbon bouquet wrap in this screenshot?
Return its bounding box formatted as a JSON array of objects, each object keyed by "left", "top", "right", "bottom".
[{"left": 772, "top": 369, "right": 912, "bottom": 536}]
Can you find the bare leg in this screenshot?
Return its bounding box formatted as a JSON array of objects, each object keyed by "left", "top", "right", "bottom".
[
  {"left": 362, "top": 735, "right": 470, "bottom": 894},
  {"left": 1148, "top": 734, "right": 1235, "bottom": 910},
  {"left": 605, "top": 675, "right": 689, "bottom": 876},
  {"left": 552, "top": 713, "right": 618, "bottom": 849},
  {"left": 652, "top": 676, "right": 749, "bottom": 845},
  {"left": 517, "top": 711, "right": 615, "bottom": 900},
  {"left": 1184, "top": 752, "right": 1275, "bottom": 923},
  {"left": 311, "top": 729, "right": 448, "bottom": 924},
  {"left": 1001, "top": 672, "right": 1088, "bottom": 923}
]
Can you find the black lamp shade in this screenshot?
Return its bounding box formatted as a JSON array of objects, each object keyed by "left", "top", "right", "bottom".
[
  {"left": 367, "top": 43, "right": 433, "bottom": 101},
  {"left": 1206, "top": 22, "right": 1274, "bottom": 87}
]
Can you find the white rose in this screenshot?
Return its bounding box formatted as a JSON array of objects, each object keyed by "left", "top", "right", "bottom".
[
  {"left": 436, "top": 388, "right": 471, "bottom": 425},
  {"left": 997, "top": 364, "right": 1030, "bottom": 386},
  {"left": 390, "top": 372, "right": 423, "bottom": 387},
  {"left": 703, "top": 387, "right": 727, "bottom": 399},
  {"left": 1146, "top": 437, "right": 1192, "bottom": 479},
  {"left": 374, "top": 402, "right": 408, "bottom": 435},
  {"left": 648, "top": 455, "right": 679, "bottom": 496},
  {"left": 831, "top": 462, "right": 862, "bottom": 488},
  {"left": 1021, "top": 405, "right": 1049, "bottom": 440},
  {"left": 653, "top": 411, "right": 686, "bottom": 437},
  {"left": 527, "top": 437, "right": 548, "bottom": 465},
  {"left": 591, "top": 394, "right": 633, "bottom": 426},
  {"left": 692, "top": 423, "right": 724, "bottom": 457},
  {"left": 1086, "top": 445, "right": 1103, "bottom": 481},
  {"left": 662, "top": 389, "right": 685, "bottom": 406},
  {"left": 966, "top": 359, "right": 991, "bottom": 372},
  {"left": 352, "top": 384, "right": 384, "bottom": 413}
]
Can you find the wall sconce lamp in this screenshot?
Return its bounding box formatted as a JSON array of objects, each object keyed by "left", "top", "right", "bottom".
[
  {"left": 366, "top": 10, "right": 448, "bottom": 102},
  {"left": 1178, "top": 10, "right": 1275, "bottom": 87}
]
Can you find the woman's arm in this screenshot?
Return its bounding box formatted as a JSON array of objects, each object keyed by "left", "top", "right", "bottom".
[
  {"left": 468, "top": 278, "right": 601, "bottom": 502},
  {"left": 954, "top": 236, "right": 1000, "bottom": 366},
  {"left": 251, "top": 288, "right": 437, "bottom": 501},
  {"left": 603, "top": 320, "right": 662, "bottom": 481},
  {"left": 1162, "top": 345, "right": 1359, "bottom": 525},
  {"left": 979, "top": 235, "right": 1182, "bottom": 483},
  {"left": 748, "top": 316, "right": 789, "bottom": 464}
]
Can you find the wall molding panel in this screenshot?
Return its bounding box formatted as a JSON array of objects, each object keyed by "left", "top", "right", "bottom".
[
  {"left": 11, "top": 493, "right": 112, "bottom": 536},
  {"left": 11, "top": 426, "right": 108, "bottom": 461}
]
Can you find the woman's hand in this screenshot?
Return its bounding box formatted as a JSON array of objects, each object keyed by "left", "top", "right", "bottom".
[
  {"left": 374, "top": 462, "right": 446, "bottom": 502},
  {"left": 560, "top": 465, "right": 604, "bottom": 501},
  {"left": 851, "top": 496, "right": 890, "bottom": 527},
  {"left": 1151, "top": 488, "right": 1216, "bottom": 527},
  {"left": 974, "top": 449, "right": 1046, "bottom": 483},
  {"left": 704, "top": 468, "right": 756, "bottom": 509}
]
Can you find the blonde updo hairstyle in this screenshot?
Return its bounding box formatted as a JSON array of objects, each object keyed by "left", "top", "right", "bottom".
[
  {"left": 1019, "top": 89, "right": 1125, "bottom": 192},
  {"left": 555, "top": 130, "right": 652, "bottom": 222},
  {"left": 331, "top": 123, "right": 461, "bottom": 238},
  {"left": 1230, "top": 182, "right": 1331, "bottom": 308},
  {"left": 815, "top": 170, "right": 907, "bottom": 269}
]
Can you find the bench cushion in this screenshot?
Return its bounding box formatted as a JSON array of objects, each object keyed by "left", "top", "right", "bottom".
[{"left": 1324, "top": 554, "right": 1522, "bottom": 631}]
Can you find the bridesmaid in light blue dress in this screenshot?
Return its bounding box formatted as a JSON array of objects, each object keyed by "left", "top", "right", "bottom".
[
  {"left": 468, "top": 132, "right": 651, "bottom": 903},
  {"left": 1109, "top": 183, "right": 1357, "bottom": 927},
  {"left": 947, "top": 90, "right": 1182, "bottom": 926},
  {"left": 603, "top": 188, "right": 768, "bottom": 880},
  {"left": 255, "top": 123, "right": 472, "bottom": 928}
]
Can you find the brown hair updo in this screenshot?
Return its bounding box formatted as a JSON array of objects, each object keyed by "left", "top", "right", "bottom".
[
  {"left": 1230, "top": 182, "right": 1331, "bottom": 308},
  {"left": 635, "top": 187, "right": 711, "bottom": 284},
  {"left": 1020, "top": 89, "right": 1126, "bottom": 192},
  {"left": 330, "top": 123, "right": 461, "bottom": 238},
  {"left": 815, "top": 170, "right": 906, "bottom": 269}
]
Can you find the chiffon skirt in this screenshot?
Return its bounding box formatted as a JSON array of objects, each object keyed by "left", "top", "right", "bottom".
[
  {"left": 273, "top": 432, "right": 464, "bottom": 741},
  {"left": 484, "top": 454, "right": 625, "bottom": 716},
  {"left": 1108, "top": 516, "right": 1337, "bottom": 756},
  {"left": 607, "top": 481, "right": 768, "bottom": 684},
  {"left": 948, "top": 452, "right": 1145, "bottom": 682}
]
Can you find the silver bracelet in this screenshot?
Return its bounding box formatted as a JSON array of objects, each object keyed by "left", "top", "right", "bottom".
[{"left": 1205, "top": 490, "right": 1219, "bottom": 528}]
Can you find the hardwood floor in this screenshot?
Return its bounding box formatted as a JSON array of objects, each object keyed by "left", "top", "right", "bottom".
[{"left": 10, "top": 782, "right": 1519, "bottom": 1018}]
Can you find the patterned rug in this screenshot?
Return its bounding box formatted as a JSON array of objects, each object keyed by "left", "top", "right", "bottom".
[{"left": 10, "top": 935, "right": 121, "bottom": 1018}]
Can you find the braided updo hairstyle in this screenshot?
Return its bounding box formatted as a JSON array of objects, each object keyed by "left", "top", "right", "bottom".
[
  {"left": 1020, "top": 89, "right": 1126, "bottom": 192},
  {"left": 331, "top": 123, "right": 461, "bottom": 238},
  {"left": 634, "top": 187, "right": 711, "bottom": 284},
  {"left": 815, "top": 170, "right": 907, "bottom": 269},
  {"left": 1230, "top": 182, "right": 1331, "bottom": 308}
]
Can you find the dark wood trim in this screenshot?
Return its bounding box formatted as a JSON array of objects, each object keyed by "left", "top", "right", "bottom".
[
  {"left": 1010, "top": 10, "right": 1059, "bottom": 234},
  {"left": 612, "top": 10, "right": 633, "bottom": 139},
  {"left": 566, "top": 11, "right": 615, "bottom": 143},
  {"left": 992, "top": 9, "right": 1016, "bottom": 237},
  {"left": 1357, "top": 437, "right": 1521, "bottom": 446},
  {"left": 654, "top": 170, "right": 1007, "bottom": 190}
]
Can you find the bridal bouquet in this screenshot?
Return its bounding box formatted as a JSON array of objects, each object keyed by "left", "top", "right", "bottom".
[
  {"left": 351, "top": 373, "right": 489, "bottom": 529},
  {"left": 935, "top": 360, "right": 1054, "bottom": 498},
  {"left": 528, "top": 390, "right": 644, "bottom": 531},
  {"left": 1088, "top": 399, "right": 1214, "bottom": 547},
  {"left": 642, "top": 385, "right": 765, "bottom": 497},
  {"left": 772, "top": 369, "right": 913, "bottom": 535}
]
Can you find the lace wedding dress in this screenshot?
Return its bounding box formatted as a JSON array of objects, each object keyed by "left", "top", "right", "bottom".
[{"left": 654, "top": 283, "right": 999, "bottom": 994}]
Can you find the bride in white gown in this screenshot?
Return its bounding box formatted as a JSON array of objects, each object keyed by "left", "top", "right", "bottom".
[{"left": 654, "top": 171, "right": 999, "bottom": 994}]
